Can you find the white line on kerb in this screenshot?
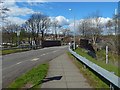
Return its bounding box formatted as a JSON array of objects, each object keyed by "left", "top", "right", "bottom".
[
  {"left": 16, "top": 62, "right": 22, "bottom": 65},
  {"left": 31, "top": 58, "right": 39, "bottom": 61}
]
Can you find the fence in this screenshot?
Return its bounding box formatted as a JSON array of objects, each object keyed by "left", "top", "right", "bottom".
[{"left": 69, "top": 47, "right": 120, "bottom": 89}]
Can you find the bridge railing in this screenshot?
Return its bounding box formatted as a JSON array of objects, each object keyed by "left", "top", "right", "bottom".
[{"left": 69, "top": 47, "right": 120, "bottom": 89}]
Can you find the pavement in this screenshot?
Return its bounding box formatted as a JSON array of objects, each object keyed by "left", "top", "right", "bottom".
[
  {"left": 2, "top": 46, "right": 68, "bottom": 88},
  {"left": 41, "top": 53, "right": 92, "bottom": 88}
]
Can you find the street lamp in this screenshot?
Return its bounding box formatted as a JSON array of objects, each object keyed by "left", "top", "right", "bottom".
[
  {"left": 114, "top": 8, "right": 118, "bottom": 36},
  {"left": 17, "top": 30, "right": 20, "bottom": 47},
  {"left": 69, "top": 8, "right": 76, "bottom": 50}
]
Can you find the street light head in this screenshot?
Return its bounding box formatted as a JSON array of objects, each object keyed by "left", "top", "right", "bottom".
[{"left": 69, "top": 9, "right": 72, "bottom": 11}]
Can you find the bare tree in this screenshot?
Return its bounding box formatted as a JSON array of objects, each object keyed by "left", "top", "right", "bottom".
[
  {"left": 25, "top": 13, "right": 50, "bottom": 47},
  {"left": 2, "top": 23, "right": 20, "bottom": 43},
  {"left": 78, "top": 11, "right": 103, "bottom": 45},
  {"left": 61, "top": 28, "right": 71, "bottom": 43},
  {"left": 78, "top": 19, "right": 90, "bottom": 37},
  {"left": 87, "top": 11, "right": 103, "bottom": 45},
  {"left": 0, "top": 1, "right": 10, "bottom": 24},
  {"left": 52, "top": 20, "right": 59, "bottom": 40},
  {"left": 62, "top": 28, "right": 70, "bottom": 37},
  {"left": 106, "top": 20, "right": 113, "bottom": 35}
]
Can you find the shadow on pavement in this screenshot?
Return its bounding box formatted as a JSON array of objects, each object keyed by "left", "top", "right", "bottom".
[
  {"left": 42, "top": 76, "right": 63, "bottom": 83},
  {"left": 31, "top": 76, "right": 62, "bottom": 88}
]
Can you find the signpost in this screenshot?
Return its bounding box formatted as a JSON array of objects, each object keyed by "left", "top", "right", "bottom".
[{"left": 106, "top": 45, "right": 108, "bottom": 64}]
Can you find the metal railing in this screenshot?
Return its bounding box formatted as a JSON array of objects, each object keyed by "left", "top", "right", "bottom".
[{"left": 69, "top": 47, "right": 120, "bottom": 88}]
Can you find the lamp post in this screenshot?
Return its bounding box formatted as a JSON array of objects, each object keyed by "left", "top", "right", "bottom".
[
  {"left": 69, "top": 8, "right": 76, "bottom": 50},
  {"left": 115, "top": 8, "right": 118, "bottom": 36},
  {"left": 17, "top": 30, "right": 20, "bottom": 48}
]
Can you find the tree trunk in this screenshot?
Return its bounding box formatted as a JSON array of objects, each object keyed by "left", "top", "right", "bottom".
[
  {"left": 55, "top": 26, "right": 57, "bottom": 40},
  {"left": 92, "top": 36, "right": 97, "bottom": 45},
  {"left": 41, "top": 31, "right": 44, "bottom": 48}
]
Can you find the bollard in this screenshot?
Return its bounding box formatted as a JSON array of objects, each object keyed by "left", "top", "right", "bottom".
[{"left": 110, "top": 83, "right": 114, "bottom": 90}]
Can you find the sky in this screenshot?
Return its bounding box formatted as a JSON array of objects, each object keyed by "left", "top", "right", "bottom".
[
  {"left": 15, "top": 2, "right": 117, "bottom": 21},
  {"left": 1, "top": 0, "right": 119, "bottom": 34}
]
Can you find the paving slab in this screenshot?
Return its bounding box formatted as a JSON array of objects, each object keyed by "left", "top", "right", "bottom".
[{"left": 41, "top": 53, "right": 92, "bottom": 88}]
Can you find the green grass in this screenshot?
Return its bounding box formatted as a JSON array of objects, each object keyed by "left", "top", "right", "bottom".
[
  {"left": 9, "top": 63, "right": 49, "bottom": 89},
  {"left": 75, "top": 48, "right": 120, "bottom": 77},
  {"left": 67, "top": 52, "right": 109, "bottom": 88},
  {"left": 96, "top": 49, "right": 119, "bottom": 62},
  {"left": 2, "top": 48, "right": 30, "bottom": 55}
]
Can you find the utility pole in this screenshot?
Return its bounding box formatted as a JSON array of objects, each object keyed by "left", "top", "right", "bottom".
[{"left": 73, "top": 15, "right": 76, "bottom": 50}]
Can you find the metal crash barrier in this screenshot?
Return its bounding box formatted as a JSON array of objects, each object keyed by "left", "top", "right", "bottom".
[{"left": 69, "top": 47, "right": 120, "bottom": 89}]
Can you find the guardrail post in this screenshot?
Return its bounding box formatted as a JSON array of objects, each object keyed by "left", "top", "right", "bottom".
[
  {"left": 84, "top": 65, "right": 86, "bottom": 69},
  {"left": 110, "top": 83, "right": 114, "bottom": 90},
  {"left": 110, "top": 72, "right": 115, "bottom": 90}
]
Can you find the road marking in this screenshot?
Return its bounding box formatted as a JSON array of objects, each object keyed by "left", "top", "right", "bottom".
[
  {"left": 53, "top": 50, "right": 59, "bottom": 53},
  {"left": 31, "top": 58, "right": 39, "bottom": 61},
  {"left": 45, "top": 53, "right": 49, "bottom": 55},
  {"left": 40, "top": 54, "right": 46, "bottom": 56},
  {"left": 53, "top": 50, "right": 57, "bottom": 53},
  {"left": 16, "top": 62, "right": 22, "bottom": 65}
]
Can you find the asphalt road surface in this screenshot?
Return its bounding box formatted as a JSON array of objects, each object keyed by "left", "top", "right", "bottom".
[{"left": 2, "top": 46, "right": 68, "bottom": 88}]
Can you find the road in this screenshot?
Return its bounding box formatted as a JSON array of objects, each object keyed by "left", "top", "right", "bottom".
[{"left": 2, "top": 46, "right": 68, "bottom": 88}]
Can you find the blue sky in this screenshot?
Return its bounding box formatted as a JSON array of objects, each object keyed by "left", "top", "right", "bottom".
[
  {"left": 16, "top": 2, "right": 117, "bottom": 20},
  {"left": 3, "top": 1, "right": 118, "bottom": 35}
]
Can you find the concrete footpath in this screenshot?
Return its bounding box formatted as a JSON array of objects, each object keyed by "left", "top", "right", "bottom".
[{"left": 41, "top": 53, "right": 92, "bottom": 88}]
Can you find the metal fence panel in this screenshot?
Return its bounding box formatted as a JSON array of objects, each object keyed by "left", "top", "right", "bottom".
[{"left": 69, "top": 48, "right": 120, "bottom": 88}]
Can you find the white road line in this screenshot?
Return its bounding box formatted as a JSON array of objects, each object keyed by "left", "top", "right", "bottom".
[
  {"left": 40, "top": 54, "right": 46, "bottom": 56},
  {"left": 52, "top": 50, "right": 59, "bottom": 53},
  {"left": 45, "top": 53, "right": 49, "bottom": 55},
  {"left": 3, "top": 62, "right": 22, "bottom": 70},
  {"left": 16, "top": 62, "right": 22, "bottom": 65},
  {"left": 31, "top": 58, "right": 39, "bottom": 61}
]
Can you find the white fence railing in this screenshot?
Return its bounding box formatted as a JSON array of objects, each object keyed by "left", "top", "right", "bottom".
[{"left": 69, "top": 47, "right": 120, "bottom": 88}]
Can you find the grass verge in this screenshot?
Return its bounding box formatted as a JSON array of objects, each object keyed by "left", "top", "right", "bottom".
[
  {"left": 2, "top": 49, "right": 30, "bottom": 55},
  {"left": 67, "top": 52, "right": 109, "bottom": 88},
  {"left": 8, "top": 63, "right": 49, "bottom": 89},
  {"left": 75, "top": 48, "right": 120, "bottom": 77}
]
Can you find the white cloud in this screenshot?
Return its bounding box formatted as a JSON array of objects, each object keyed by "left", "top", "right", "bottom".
[
  {"left": 55, "top": 16, "right": 69, "bottom": 26},
  {"left": 100, "top": 17, "right": 112, "bottom": 24},
  {"left": 26, "top": 0, "right": 47, "bottom": 6},
  {"left": 50, "top": 16, "right": 70, "bottom": 26},
  {"left": 1, "top": 1, "right": 35, "bottom": 17},
  {"left": 1, "top": 0, "right": 16, "bottom": 8},
  {"left": 1, "top": 0, "right": 35, "bottom": 25},
  {"left": 69, "top": 20, "right": 80, "bottom": 32},
  {"left": 6, "top": 17, "right": 26, "bottom": 25},
  {"left": 7, "top": 6, "right": 35, "bottom": 17},
  {"left": 68, "top": 17, "right": 112, "bottom": 32}
]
